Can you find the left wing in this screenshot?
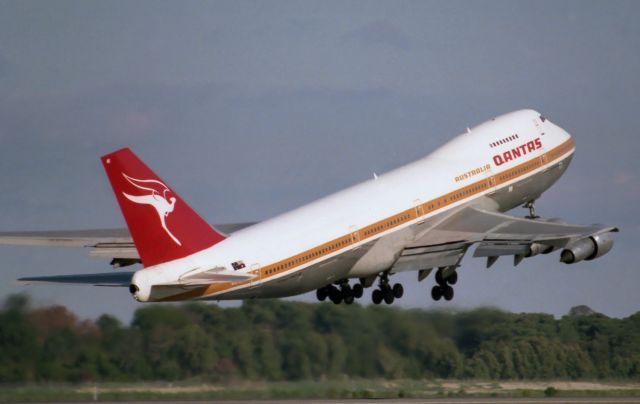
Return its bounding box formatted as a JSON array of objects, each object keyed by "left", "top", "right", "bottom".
[
  {"left": 18, "top": 271, "right": 135, "bottom": 287},
  {"left": 392, "top": 206, "right": 618, "bottom": 273},
  {"left": 0, "top": 222, "right": 256, "bottom": 267},
  {"left": 17, "top": 267, "right": 256, "bottom": 288}
]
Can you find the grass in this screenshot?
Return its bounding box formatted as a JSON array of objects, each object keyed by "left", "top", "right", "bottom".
[{"left": 1, "top": 379, "right": 640, "bottom": 401}]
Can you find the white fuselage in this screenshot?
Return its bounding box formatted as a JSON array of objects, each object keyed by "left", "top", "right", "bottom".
[{"left": 131, "top": 109, "right": 575, "bottom": 302}]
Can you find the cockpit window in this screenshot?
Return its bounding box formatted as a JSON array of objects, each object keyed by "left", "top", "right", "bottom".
[{"left": 539, "top": 115, "right": 546, "bottom": 122}]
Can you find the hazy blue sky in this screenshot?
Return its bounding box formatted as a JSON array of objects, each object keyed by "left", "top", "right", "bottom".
[{"left": 1, "top": 0, "right": 638, "bottom": 322}]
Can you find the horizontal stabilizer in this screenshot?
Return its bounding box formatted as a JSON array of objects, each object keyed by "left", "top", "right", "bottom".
[
  {"left": 18, "top": 272, "right": 134, "bottom": 287},
  {"left": 175, "top": 268, "right": 256, "bottom": 286}
]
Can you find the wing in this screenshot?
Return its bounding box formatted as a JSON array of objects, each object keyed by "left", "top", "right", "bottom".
[
  {"left": 392, "top": 206, "right": 618, "bottom": 273},
  {"left": 17, "top": 267, "right": 256, "bottom": 288},
  {"left": 18, "top": 271, "right": 135, "bottom": 287},
  {"left": 0, "top": 222, "right": 257, "bottom": 267}
]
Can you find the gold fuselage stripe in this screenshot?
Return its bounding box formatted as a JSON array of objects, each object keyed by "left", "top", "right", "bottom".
[{"left": 162, "top": 137, "right": 575, "bottom": 301}]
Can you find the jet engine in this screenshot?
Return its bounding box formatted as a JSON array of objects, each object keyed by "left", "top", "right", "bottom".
[{"left": 560, "top": 232, "right": 615, "bottom": 264}]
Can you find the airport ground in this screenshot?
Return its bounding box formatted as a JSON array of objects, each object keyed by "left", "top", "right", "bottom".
[{"left": 2, "top": 380, "right": 640, "bottom": 402}]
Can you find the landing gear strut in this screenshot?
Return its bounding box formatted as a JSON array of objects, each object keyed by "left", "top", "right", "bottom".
[
  {"left": 524, "top": 200, "right": 539, "bottom": 219},
  {"left": 371, "top": 272, "right": 403, "bottom": 305},
  {"left": 431, "top": 267, "right": 456, "bottom": 301}
]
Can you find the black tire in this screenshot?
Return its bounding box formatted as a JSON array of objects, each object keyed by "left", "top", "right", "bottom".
[
  {"left": 341, "top": 285, "right": 352, "bottom": 299},
  {"left": 447, "top": 271, "right": 458, "bottom": 285},
  {"left": 392, "top": 283, "right": 404, "bottom": 299},
  {"left": 344, "top": 294, "right": 355, "bottom": 305},
  {"left": 316, "top": 288, "right": 327, "bottom": 301},
  {"left": 443, "top": 285, "right": 454, "bottom": 301},
  {"left": 329, "top": 286, "right": 342, "bottom": 304},
  {"left": 352, "top": 283, "right": 364, "bottom": 298},
  {"left": 383, "top": 287, "right": 395, "bottom": 304},
  {"left": 372, "top": 289, "right": 383, "bottom": 304},
  {"left": 435, "top": 269, "right": 445, "bottom": 285},
  {"left": 431, "top": 285, "right": 443, "bottom": 301}
]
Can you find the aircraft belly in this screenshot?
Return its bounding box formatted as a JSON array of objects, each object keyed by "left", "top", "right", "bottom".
[{"left": 212, "top": 252, "right": 362, "bottom": 300}]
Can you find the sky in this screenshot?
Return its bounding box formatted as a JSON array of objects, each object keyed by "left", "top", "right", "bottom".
[{"left": 0, "top": 0, "right": 638, "bottom": 322}]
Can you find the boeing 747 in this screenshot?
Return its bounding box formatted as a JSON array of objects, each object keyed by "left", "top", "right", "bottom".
[{"left": 4, "top": 109, "right": 618, "bottom": 305}]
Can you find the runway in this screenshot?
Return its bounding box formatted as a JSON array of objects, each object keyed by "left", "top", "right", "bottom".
[{"left": 60, "top": 398, "right": 640, "bottom": 404}]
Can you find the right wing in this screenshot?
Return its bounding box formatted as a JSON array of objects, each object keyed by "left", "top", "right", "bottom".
[
  {"left": 0, "top": 222, "right": 256, "bottom": 267},
  {"left": 391, "top": 205, "right": 618, "bottom": 273}
]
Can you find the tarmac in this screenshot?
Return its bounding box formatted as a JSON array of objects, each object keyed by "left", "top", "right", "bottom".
[{"left": 51, "top": 398, "right": 640, "bottom": 404}]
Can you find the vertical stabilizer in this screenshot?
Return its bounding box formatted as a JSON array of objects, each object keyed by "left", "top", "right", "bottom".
[{"left": 101, "top": 148, "right": 225, "bottom": 267}]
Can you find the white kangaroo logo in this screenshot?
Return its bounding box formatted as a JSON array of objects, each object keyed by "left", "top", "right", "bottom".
[{"left": 121, "top": 173, "right": 182, "bottom": 246}]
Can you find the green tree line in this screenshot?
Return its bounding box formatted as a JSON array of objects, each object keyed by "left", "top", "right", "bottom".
[{"left": 0, "top": 294, "right": 639, "bottom": 383}]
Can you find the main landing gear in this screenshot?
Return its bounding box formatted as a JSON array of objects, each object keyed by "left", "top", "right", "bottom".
[
  {"left": 316, "top": 280, "right": 364, "bottom": 305},
  {"left": 431, "top": 267, "right": 457, "bottom": 301},
  {"left": 371, "top": 272, "right": 403, "bottom": 305},
  {"left": 316, "top": 272, "right": 405, "bottom": 305}
]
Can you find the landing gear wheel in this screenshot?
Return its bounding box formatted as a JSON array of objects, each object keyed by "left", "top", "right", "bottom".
[
  {"left": 383, "top": 287, "right": 395, "bottom": 304},
  {"left": 316, "top": 287, "right": 328, "bottom": 301},
  {"left": 447, "top": 271, "right": 458, "bottom": 285},
  {"left": 431, "top": 285, "right": 443, "bottom": 301},
  {"left": 372, "top": 289, "right": 383, "bottom": 305},
  {"left": 443, "top": 285, "right": 454, "bottom": 301},
  {"left": 435, "top": 269, "right": 445, "bottom": 285},
  {"left": 340, "top": 285, "right": 352, "bottom": 299},
  {"left": 392, "top": 283, "right": 404, "bottom": 298},
  {"left": 352, "top": 283, "right": 364, "bottom": 298},
  {"left": 329, "top": 287, "right": 342, "bottom": 304},
  {"left": 344, "top": 294, "right": 355, "bottom": 305}
]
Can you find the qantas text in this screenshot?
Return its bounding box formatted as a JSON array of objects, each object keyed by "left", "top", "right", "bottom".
[{"left": 492, "top": 138, "right": 542, "bottom": 166}]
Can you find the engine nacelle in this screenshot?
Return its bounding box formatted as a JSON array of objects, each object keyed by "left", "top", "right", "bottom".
[
  {"left": 585, "top": 232, "right": 615, "bottom": 261},
  {"left": 560, "top": 232, "right": 615, "bottom": 264}
]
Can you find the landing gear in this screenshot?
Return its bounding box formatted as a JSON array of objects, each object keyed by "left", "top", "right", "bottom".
[
  {"left": 392, "top": 283, "right": 404, "bottom": 298},
  {"left": 316, "top": 280, "right": 364, "bottom": 305},
  {"left": 371, "top": 272, "right": 404, "bottom": 305},
  {"left": 372, "top": 288, "right": 383, "bottom": 304},
  {"left": 524, "top": 200, "right": 539, "bottom": 219},
  {"left": 316, "top": 287, "right": 328, "bottom": 301},
  {"left": 431, "top": 267, "right": 457, "bottom": 301},
  {"left": 352, "top": 283, "right": 364, "bottom": 298},
  {"left": 317, "top": 272, "right": 404, "bottom": 306}
]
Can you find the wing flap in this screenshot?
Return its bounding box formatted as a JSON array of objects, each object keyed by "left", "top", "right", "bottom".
[{"left": 473, "top": 242, "right": 531, "bottom": 257}]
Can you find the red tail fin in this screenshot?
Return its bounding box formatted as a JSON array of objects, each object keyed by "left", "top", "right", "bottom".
[{"left": 101, "top": 148, "right": 226, "bottom": 267}]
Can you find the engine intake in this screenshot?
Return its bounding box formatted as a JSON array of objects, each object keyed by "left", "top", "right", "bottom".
[{"left": 560, "top": 232, "right": 615, "bottom": 264}]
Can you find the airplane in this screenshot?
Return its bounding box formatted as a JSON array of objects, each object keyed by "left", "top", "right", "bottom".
[{"left": 3, "top": 109, "right": 618, "bottom": 305}]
